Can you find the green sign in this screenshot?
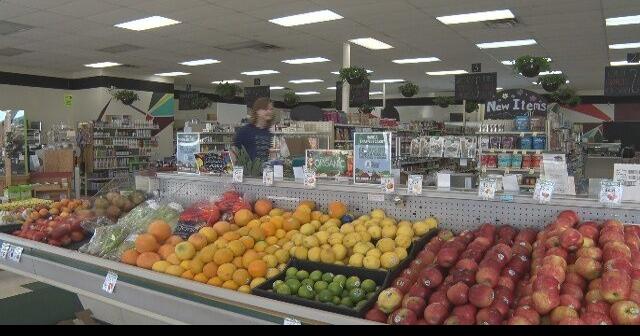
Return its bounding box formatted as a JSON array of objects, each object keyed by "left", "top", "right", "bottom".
[
  {"left": 305, "top": 150, "right": 353, "bottom": 178},
  {"left": 64, "top": 94, "right": 73, "bottom": 108},
  {"left": 353, "top": 132, "right": 392, "bottom": 185}
]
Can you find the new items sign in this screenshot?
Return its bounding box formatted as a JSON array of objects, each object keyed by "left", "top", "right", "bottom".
[{"left": 485, "top": 89, "right": 549, "bottom": 120}]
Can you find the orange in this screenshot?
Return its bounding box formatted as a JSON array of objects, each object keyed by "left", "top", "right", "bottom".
[
  {"left": 212, "top": 221, "right": 231, "bottom": 235},
  {"left": 293, "top": 210, "right": 311, "bottom": 225},
  {"left": 166, "top": 235, "right": 184, "bottom": 246},
  {"left": 242, "top": 250, "right": 260, "bottom": 268},
  {"left": 260, "top": 216, "right": 271, "bottom": 223},
  {"left": 228, "top": 240, "right": 246, "bottom": 257},
  {"left": 198, "top": 227, "right": 218, "bottom": 243},
  {"left": 271, "top": 216, "right": 284, "bottom": 229},
  {"left": 238, "top": 285, "right": 251, "bottom": 294},
  {"left": 247, "top": 219, "right": 261, "bottom": 229},
  {"left": 328, "top": 201, "right": 347, "bottom": 219},
  {"left": 135, "top": 234, "right": 159, "bottom": 253},
  {"left": 311, "top": 211, "right": 323, "bottom": 221},
  {"left": 239, "top": 236, "right": 255, "bottom": 249},
  {"left": 136, "top": 252, "right": 161, "bottom": 269},
  {"left": 299, "top": 200, "right": 316, "bottom": 211},
  {"left": 249, "top": 227, "right": 265, "bottom": 242},
  {"left": 247, "top": 259, "right": 267, "bottom": 278},
  {"left": 217, "top": 263, "right": 236, "bottom": 281},
  {"left": 229, "top": 224, "right": 240, "bottom": 231},
  {"left": 203, "top": 262, "right": 218, "bottom": 278},
  {"left": 166, "top": 253, "right": 181, "bottom": 265},
  {"left": 237, "top": 227, "right": 250, "bottom": 236},
  {"left": 207, "top": 277, "right": 223, "bottom": 287},
  {"left": 261, "top": 222, "right": 276, "bottom": 237},
  {"left": 222, "top": 280, "right": 239, "bottom": 290},
  {"left": 275, "top": 229, "right": 286, "bottom": 239},
  {"left": 121, "top": 249, "right": 139, "bottom": 265},
  {"left": 158, "top": 244, "right": 175, "bottom": 260},
  {"left": 194, "top": 273, "right": 209, "bottom": 284},
  {"left": 233, "top": 256, "right": 244, "bottom": 269},
  {"left": 232, "top": 268, "right": 252, "bottom": 286},
  {"left": 222, "top": 231, "right": 241, "bottom": 242},
  {"left": 234, "top": 209, "right": 254, "bottom": 227},
  {"left": 188, "top": 233, "right": 208, "bottom": 251},
  {"left": 254, "top": 241, "right": 268, "bottom": 252},
  {"left": 147, "top": 220, "right": 172, "bottom": 243},
  {"left": 213, "top": 248, "right": 234, "bottom": 265},
  {"left": 253, "top": 199, "right": 273, "bottom": 217},
  {"left": 181, "top": 270, "right": 195, "bottom": 280},
  {"left": 283, "top": 218, "right": 301, "bottom": 232}
]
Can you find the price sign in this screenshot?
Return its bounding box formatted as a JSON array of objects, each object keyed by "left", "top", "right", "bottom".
[
  {"left": 0, "top": 242, "right": 10, "bottom": 259},
  {"left": 8, "top": 246, "right": 23, "bottom": 263},
  {"left": 499, "top": 195, "right": 514, "bottom": 202},
  {"left": 600, "top": 180, "right": 623, "bottom": 206},
  {"left": 283, "top": 317, "right": 302, "bottom": 325},
  {"left": 381, "top": 176, "right": 395, "bottom": 193},
  {"left": 368, "top": 194, "right": 385, "bottom": 202},
  {"left": 478, "top": 178, "right": 497, "bottom": 200},
  {"left": 534, "top": 178, "right": 555, "bottom": 204},
  {"left": 263, "top": 167, "right": 274, "bottom": 186},
  {"left": 273, "top": 165, "right": 284, "bottom": 181},
  {"left": 102, "top": 271, "right": 118, "bottom": 294},
  {"left": 303, "top": 168, "right": 316, "bottom": 189},
  {"left": 146, "top": 200, "right": 160, "bottom": 210},
  {"left": 233, "top": 166, "right": 244, "bottom": 183},
  {"left": 408, "top": 175, "right": 423, "bottom": 195}
]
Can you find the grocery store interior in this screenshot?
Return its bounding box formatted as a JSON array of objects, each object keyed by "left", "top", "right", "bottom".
[{"left": 1, "top": 0, "right": 640, "bottom": 326}]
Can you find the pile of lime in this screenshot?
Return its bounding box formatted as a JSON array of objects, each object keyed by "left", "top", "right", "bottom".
[{"left": 271, "top": 267, "right": 380, "bottom": 310}]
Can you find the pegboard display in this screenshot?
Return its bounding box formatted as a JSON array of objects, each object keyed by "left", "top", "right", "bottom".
[{"left": 156, "top": 174, "right": 640, "bottom": 231}]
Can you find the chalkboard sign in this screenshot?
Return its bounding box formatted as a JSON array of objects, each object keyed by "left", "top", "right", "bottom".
[
  {"left": 305, "top": 150, "right": 353, "bottom": 178},
  {"left": 485, "top": 89, "right": 548, "bottom": 120},
  {"left": 194, "top": 151, "right": 233, "bottom": 175},
  {"left": 605, "top": 65, "right": 640, "bottom": 97},
  {"left": 245, "top": 86, "right": 271, "bottom": 108},
  {"left": 178, "top": 91, "right": 199, "bottom": 110},
  {"left": 336, "top": 80, "right": 370, "bottom": 108},
  {"left": 455, "top": 72, "right": 497, "bottom": 101}
]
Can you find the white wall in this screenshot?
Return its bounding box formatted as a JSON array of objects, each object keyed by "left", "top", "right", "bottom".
[{"left": 217, "top": 103, "right": 248, "bottom": 124}]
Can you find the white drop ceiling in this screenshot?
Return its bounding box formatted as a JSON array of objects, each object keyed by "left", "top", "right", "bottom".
[{"left": 0, "top": 0, "right": 638, "bottom": 100}]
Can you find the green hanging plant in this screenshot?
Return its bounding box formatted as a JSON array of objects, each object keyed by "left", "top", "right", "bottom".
[
  {"left": 283, "top": 90, "right": 300, "bottom": 107},
  {"left": 465, "top": 101, "right": 479, "bottom": 113},
  {"left": 399, "top": 82, "right": 419, "bottom": 97},
  {"left": 359, "top": 103, "right": 374, "bottom": 114},
  {"left": 433, "top": 96, "right": 455, "bottom": 108},
  {"left": 552, "top": 85, "right": 582, "bottom": 106},
  {"left": 514, "top": 56, "right": 551, "bottom": 78},
  {"left": 215, "top": 82, "right": 243, "bottom": 100},
  {"left": 110, "top": 89, "right": 140, "bottom": 106},
  {"left": 538, "top": 74, "right": 567, "bottom": 93},
  {"left": 338, "top": 67, "right": 369, "bottom": 85}
]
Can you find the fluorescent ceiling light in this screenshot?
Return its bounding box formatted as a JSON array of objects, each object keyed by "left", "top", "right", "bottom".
[
  {"left": 496, "top": 87, "right": 504, "bottom": 91},
  {"left": 327, "top": 87, "right": 337, "bottom": 90},
  {"left": 115, "top": 16, "right": 180, "bottom": 31},
  {"left": 610, "top": 42, "right": 640, "bottom": 49},
  {"left": 155, "top": 72, "right": 190, "bottom": 77},
  {"left": 332, "top": 69, "right": 373, "bottom": 75},
  {"left": 349, "top": 38, "right": 393, "bottom": 50},
  {"left": 393, "top": 57, "right": 441, "bottom": 64},
  {"left": 477, "top": 39, "right": 537, "bottom": 49},
  {"left": 502, "top": 57, "right": 551, "bottom": 66},
  {"left": 84, "top": 62, "right": 121, "bottom": 68},
  {"left": 180, "top": 59, "right": 220, "bottom": 66},
  {"left": 437, "top": 9, "right": 515, "bottom": 25},
  {"left": 533, "top": 80, "right": 569, "bottom": 85},
  {"left": 539, "top": 71, "right": 562, "bottom": 75},
  {"left": 606, "top": 15, "right": 640, "bottom": 26},
  {"left": 212, "top": 80, "right": 242, "bottom": 84},
  {"left": 371, "top": 79, "right": 404, "bottom": 83},
  {"left": 426, "top": 70, "right": 468, "bottom": 76},
  {"left": 270, "top": 86, "right": 285, "bottom": 90},
  {"left": 269, "top": 10, "right": 343, "bottom": 27},
  {"left": 289, "top": 79, "right": 324, "bottom": 84},
  {"left": 282, "top": 57, "right": 330, "bottom": 64},
  {"left": 241, "top": 70, "right": 279, "bottom": 76},
  {"left": 610, "top": 61, "right": 640, "bottom": 66},
  {"left": 295, "top": 91, "right": 320, "bottom": 95},
  {"left": 370, "top": 91, "right": 383, "bottom": 95}
]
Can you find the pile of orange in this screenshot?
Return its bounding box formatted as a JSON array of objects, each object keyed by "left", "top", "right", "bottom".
[{"left": 120, "top": 219, "right": 176, "bottom": 269}]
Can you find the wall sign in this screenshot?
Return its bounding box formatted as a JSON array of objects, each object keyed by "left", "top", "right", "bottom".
[
  {"left": 614, "top": 163, "right": 640, "bottom": 201},
  {"left": 244, "top": 86, "right": 271, "bottom": 108},
  {"left": 604, "top": 65, "right": 640, "bottom": 97},
  {"left": 305, "top": 149, "right": 353, "bottom": 179},
  {"left": 485, "top": 89, "right": 549, "bottom": 120},
  {"left": 455, "top": 72, "right": 497, "bottom": 101},
  {"left": 354, "top": 132, "right": 392, "bottom": 185}
]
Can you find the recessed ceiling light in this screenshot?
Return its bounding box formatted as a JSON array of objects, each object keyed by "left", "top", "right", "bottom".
[
  {"left": 289, "top": 79, "right": 324, "bottom": 84},
  {"left": 539, "top": 71, "right": 563, "bottom": 75},
  {"left": 370, "top": 91, "right": 383, "bottom": 95},
  {"left": 437, "top": 9, "right": 515, "bottom": 25},
  {"left": 295, "top": 91, "right": 320, "bottom": 95},
  {"left": 349, "top": 38, "right": 393, "bottom": 50},
  {"left": 155, "top": 72, "right": 190, "bottom": 77},
  {"left": 609, "top": 42, "right": 640, "bottom": 49},
  {"left": 606, "top": 15, "right": 640, "bottom": 26},
  {"left": 212, "top": 80, "right": 242, "bottom": 84},
  {"left": 496, "top": 87, "right": 504, "bottom": 91},
  {"left": 84, "top": 62, "right": 121, "bottom": 68},
  {"left": 426, "top": 70, "right": 468, "bottom": 76},
  {"left": 180, "top": 59, "right": 220, "bottom": 66},
  {"left": 371, "top": 79, "right": 404, "bottom": 83},
  {"left": 241, "top": 70, "right": 279, "bottom": 76},
  {"left": 282, "top": 57, "right": 330, "bottom": 64},
  {"left": 331, "top": 70, "right": 373, "bottom": 75},
  {"left": 327, "top": 87, "right": 337, "bottom": 90},
  {"left": 270, "top": 86, "right": 285, "bottom": 90},
  {"left": 502, "top": 57, "right": 552, "bottom": 66},
  {"left": 269, "top": 10, "right": 343, "bottom": 27},
  {"left": 477, "top": 39, "right": 537, "bottom": 49},
  {"left": 115, "top": 16, "right": 181, "bottom": 31},
  {"left": 392, "top": 57, "right": 441, "bottom": 64},
  {"left": 610, "top": 61, "right": 640, "bottom": 66}
]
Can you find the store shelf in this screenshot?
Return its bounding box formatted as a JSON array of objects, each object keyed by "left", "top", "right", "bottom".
[
  {"left": 201, "top": 142, "right": 230, "bottom": 145},
  {"left": 94, "top": 127, "right": 158, "bottom": 130},
  {"left": 477, "top": 131, "right": 546, "bottom": 136},
  {"left": 93, "top": 137, "right": 152, "bottom": 139},
  {"left": 483, "top": 167, "right": 541, "bottom": 174},
  {"left": 482, "top": 149, "right": 548, "bottom": 154}
]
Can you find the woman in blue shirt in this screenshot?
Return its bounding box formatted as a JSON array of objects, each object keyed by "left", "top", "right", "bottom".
[{"left": 233, "top": 97, "right": 274, "bottom": 162}]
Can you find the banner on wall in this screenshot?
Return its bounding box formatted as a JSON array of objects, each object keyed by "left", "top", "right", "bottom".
[{"left": 485, "top": 89, "right": 548, "bottom": 120}]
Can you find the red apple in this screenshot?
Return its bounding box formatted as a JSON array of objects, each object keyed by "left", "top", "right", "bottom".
[
  {"left": 629, "top": 291, "right": 640, "bottom": 304},
  {"left": 425, "top": 238, "right": 443, "bottom": 253},
  {"left": 447, "top": 282, "right": 469, "bottom": 306},
  {"left": 576, "top": 247, "right": 603, "bottom": 260},
  {"left": 392, "top": 277, "right": 413, "bottom": 294},
  {"left": 468, "top": 284, "right": 495, "bottom": 308},
  {"left": 498, "top": 276, "right": 516, "bottom": 291},
  {"left": 545, "top": 247, "right": 569, "bottom": 260},
  {"left": 603, "top": 241, "right": 632, "bottom": 262},
  {"left": 409, "top": 258, "right": 425, "bottom": 273},
  {"left": 455, "top": 258, "right": 478, "bottom": 273},
  {"left": 590, "top": 278, "right": 602, "bottom": 291},
  {"left": 507, "top": 316, "right": 533, "bottom": 325},
  {"left": 402, "top": 296, "right": 426, "bottom": 316},
  {"left": 418, "top": 250, "right": 437, "bottom": 266},
  {"left": 601, "top": 270, "right": 631, "bottom": 303},
  {"left": 564, "top": 272, "right": 587, "bottom": 290},
  {"left": 583, "top": 237, "right": 595, "bottom": 248},
  {"left": 401, "top": 268, "right": 418, "bottom": 282},
  {"left": 495, "top": 286, "right": 514, "bottom": 306},
  {"left": 387, "top": 308, "right": 418, "bottom": 325},
  {"left": 437, "top": 230, "right": 454, "bottom": 242},
  {"left": 513, "top": 305, "right": 540, "bottom": 325},
  {"left": 578, "top": 222, "right": 600, "bottom": 241},
  {"left": 452, "top": 304, "right": 477, "bottom": 324},
  {"left": 408, "top": 283, "right": 430, "bottom": 299},
  {"left": 560, "top": 294, "right": 582, "bottom": 311},
  {"left": 543, "top": 255, "right": 568, "bottom": 270},
  {"left": 560, "top": 228, "right": 584, "bottom": 251},
  {"left": 475, "top": 307, "right": 503, "bottom": 325},
  {"left": 599, "top": 231, "right": 625, "bottom": 247},
  {"left": 581, "top": 312, "right": 613, "bottom": 325},
  {"left": 603, "top": 219, "right": 623, "bottom": 231},
  {"left": 512, "top": 243, "right": 533, "bottom": 257},
  {"left": 428, "top": 290, "right": 450, "bottom": 307},
  {"left": 586, "top": 301, "right": 611, "bottom": 315},
  {"left": 545, "top": 236, "right": 561, "bottom": 249},
  {"left": 436, "top": 247, "right": 460, "bottom": 268},
  {"left": 558, "top": 210, "right": 579, "bottom": 226},
  {"left": 515, "top": 228, "right": 538, "bottom": 244},
  {"left": 490, "top": 300, "right": 510, "bottom": 317},
  {"left": 419, "top": 266, "right": 443, "bottom": 289},
  {"left": 549, "top": 306, "right": 579, "bottom": 325},
  {"left": 605, "top": 258, "right": 633, "bottom": 274},
  {"left": 558, "top": 317, "right": 584, "bottom": 325},
  {"left": 575, "top": 257, "right": 603, "bottom": 280},
  {"left": 538, "top": 263, "right": 566, "bottom": 283},
  {"left": 534, "top": 274, "right": 560, "bottom": 292},
  {"left": 585, "top": 289, "right": 603, "bottom": 303},
  {"left": 423, "top": 302, "right": 449, "bottom": 325},
  {"left": 443, "top": 316, "right": 461, "bottom": 325},
  {"left": 532, "top": 290, "right": 560, "bottom": 315},
  {"left": 561, "top": 283, "right": 585, "bottom": 301},
  {"left": 610, "top": 300, "right": 640, "bottom": 325},
  {"left": 517, "top": 295, "right": 533, "bottom": 307},
  {"left": 365, "top": 308, "right": 388, "bottom": 323},
  {"left": 476, "top": 266, "right": 500, "bottom": 288}
]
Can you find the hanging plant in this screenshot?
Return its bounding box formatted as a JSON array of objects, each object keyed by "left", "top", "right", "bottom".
[
  {"left": 215, "top": 82, "right": 243, "bottom": 100},
  {"left": 433, "top": 96, "right": 455, "bottom": 108},
  {"left": 465, "top": 101, "right": 479, "bottom": 113},
  {"left": 552, "top": 85, "right": 582, "bottom": 106},
  {"left": 539, "top": 74, "right": 567, "bottom": 93},
  {"left": 192, "top": 95, "right": 212, "bottom": 110},
  {"left": 283, "top": 90, "right": 300, "bottom": 107},
  {"left": 338, "top": 67, "right": 369, "bottom": 85},
  {"left": 111, "top": 89, "right": 139, "bottom": 106},
  {"left": 514, "top": 56, "right": 551, "bottom": 78},
  {"left": 399, "top": 82, "right": 419, "bottom": 98},
  {"left": 359, "top": 104, "right": 374, "bottom": 114}
]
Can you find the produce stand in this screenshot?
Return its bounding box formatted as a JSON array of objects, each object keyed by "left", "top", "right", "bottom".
[{"left": 1, "top": 172, "right": 639, "bottom": 324}]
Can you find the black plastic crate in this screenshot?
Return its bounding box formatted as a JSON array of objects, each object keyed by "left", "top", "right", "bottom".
[
  {"left": 385, "top": 228, "right": 439, "bottom": 287},
  {"left": 252, "top": 258, "right": 387, "bottom": 318}
]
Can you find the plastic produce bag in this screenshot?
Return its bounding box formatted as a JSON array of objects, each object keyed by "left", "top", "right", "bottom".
[{"left": 174, "top": 200, "right": 221, "bottom": 239}]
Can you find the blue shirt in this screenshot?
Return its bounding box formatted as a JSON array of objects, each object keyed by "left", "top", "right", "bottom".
[{"left": 233, "top": 124, "right": 273, "bottom": 162}]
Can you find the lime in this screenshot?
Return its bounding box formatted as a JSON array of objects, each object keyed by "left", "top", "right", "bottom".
[
  {"left": 313, "top": 280, "right": 329, "bottom": 293},
  {"left": 361, "top": 279, "right": 377, "bottom": 293},
  {"left": 341, "top": 289, "right": 351, "bottom": 298},
  {"left": 285, "top": 278, "right": 301, "bottom": 293},
  {"left": 328, "top": 282, "right": 344, "bottom": 296},
  {"left": 366, "top": 292, "right": 375, "bottom": 300},
  {"left": 285, "top": 267, "right": 298, "bottom": 279},
  {"left": 301, "top": 278, "right": 315, "bottom": 287},
  {"left": 272, "top": 280, "right": 285, "bottom": 290},
  {"left": 340, "top": 297, "right": 354, "bottom": 308},
  {"left": 309, "top": 270, "right": 323, "bottom": 282},
  {"left": 275, "top": 283, "right": 292, "bottom": 295},
  {"left": 297, "top": 284, "right": 315, "bottom": 300},
  {"left": 349, "top": 288, "right": 365, "bottom": 303},
  {"left": 345, "top": 276, "right": 361, "bottom": 290},
  {"left": 333, "top": 274, "right": 347, "bottom": 287},
  {"left": 296, "top": 270, "right": 310, "bottom": 281},
  {"left": 321, "top": 272, "right": 334, "bottom": 283},
  {"left": 332, "top": 296, "right": 341, "bottom": 305},
  {"left": 355, "top": 300, "right": 368, "bottom": 311},
  {"left": 318, "top": 289, "right": 334, "bottom": 303}
]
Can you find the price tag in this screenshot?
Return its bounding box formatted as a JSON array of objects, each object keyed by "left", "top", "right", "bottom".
[
  {"left": 532, "top": 132, "right": 538, "bottom": 137},
  {"left": 505, "top": 168, "right": 510, "bottom": 174},
  {"left": 102, "top": 271, "right": 118, "bottom": 294},
  {"left": 499, "top": 195, "right": 514, "bottom": 202},
  {"left": 519, "top": 132, "right": 525, "bottom": 137},
  {"left": 273, "top": 165, "right": 284, "bottom": 181},
  {"left": 501, "top": 149, "right": 507, "bottom": 154},
  {"left": 481, "top": 167, "right": 487, "bottom": 173},
  {"left": 529, "top": 169, "right": 535, "bottom": 175},
  {"left": 460, "top": 159, "right": 468, "bottom": 167},
  {"left": 263, "top": 167, "right": 274, "bottom": 186},
  {"left": 368, "top": 194, "right": 385, "bottom": 202},
  {"left": 600, "top": 180, "right": 623, "bottom": 206},
  {"left": 534, "top": 178, "right": 555, "bottom": 204},
  {"left": 381, "top": 176, "right": 395, "bottom": 193},
  {"left": 478, "top": 178, "right": 497, "bottom": 200},
  {"left": 283, "top": 317, "right": 301, "bottom": 325},
  {"left": 146, "top": 200, "right": 159, "bottom": 210},
  {"left": 0, "top": 242, "right": 10, "bottom": 259},
  {"left": 233, "top": 166, "right": 244, "bottom": 183},
  {"left": 490, "top": 149, "right": 496, "bottom": 153},
  {"left": 8, "top": 246, "right": 23, "bottom": 263},
  {"left": 408, "top": 175, "right": 423, "bottom": 195},
  {"left": 437, "top": 173, "right": 451, "bottom": 189},
  {"left": 303, "top": 168, "right": 316, "bottom": 189}
]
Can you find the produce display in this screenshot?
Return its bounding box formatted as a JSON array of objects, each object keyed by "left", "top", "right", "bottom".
[
  {"left": 93, "top": 190, "right": 148, "bottom": 222},
  {"left": 365, "top": 210, "right": 640, "bottom": 325}
]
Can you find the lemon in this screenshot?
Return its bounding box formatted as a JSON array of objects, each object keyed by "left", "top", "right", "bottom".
[
  {"left": 366, "top": 248, "right": 382, "bottom": 259},
  {"left": 354, "top": 223, "right": 366, "bottom": 233},
  {"left": 274, "top": 249, "right": 290, "bottom": 263},
  {"left": 343, "top": 232, "right": 360, "bottom": 248},
  {"left": 353, "top": 242, "right": 371, "bottom": 255},
  {"left": 397, "top": 220, "right": 412, "bottom": 228},
  {"left": 425, "top": 217, "right": 439, "bottom": 229},
  {"left": 381, "top": 217, "right": 396, "bottom": 226},
  {"left": 381, "top": 225, "right": 397, "bottom": 239},
  {"left": 371, "top": 209, "right": 386, "bottom": 219},
  {"left": 294, "top": 246, "right": 308, "bottom": 260},
  {"left": 412, "top": 221, "right": 430, "bottom": 236},
  {"left": 250, "top": 277, "right": 266, "bottom": 288},
  {"left": 380, "top": 252, "right": 400, "bottom": 269},
  {"left": 395, "top": 234, "right": 412, "bottom": 249},
  {"left": 359, "top": 215, "right": 371, "bottom": 221},
  {"left": 310, "top": 220, "right": 322, "bottom": 230},
  {"left": 340, "top": 224, "right": 355, "bottom": 234},
  {"left": 376, "top": 238, "right": 396, "bottom": 253},
  {"left": 303, "top": 235, "right": 320, "bottom": 249},
  {"left": 326, "top": 226, "right": 340, "bottom": 234},
  {"left": 332, "top": 244, "right": 347, "bottom": 260},
  {"left": 394, "top": 247, "right": 408, "bottom": 260},
  {"left": 363, "top": 255, "right": 381, "bottom": 269},
  {"left": 307, "top": 246, "right": 321, "bottom": 262},
  {"left": 367, "top": 226, "right": 382, "bottom": 240},
  {"left": 328, "top": 232, "right": 344, "bottom": 245},
  {"left": 320, "top": 248, "right": 336, "bottom": 264},
  {"left": 315, "top": 231, "right": 329, "bottom": 244},
  {"left": 349, "top": 253, "right": 365, "bottom": 267},
  {"left": 397, "top": 226, "right": 414, "bottom": 238},
  {"left": 300, "top": 223, "right": 316, "bottom": 235},
  {"left": 358, "top": 231, "right": 372, "bottom": 243}
]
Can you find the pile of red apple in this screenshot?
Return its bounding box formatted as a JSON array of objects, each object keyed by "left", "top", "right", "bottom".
[
  {"left": 12, "top": 214, "right": 90, "bottom": 247},
  {"left": 366, "top": 210, "right": 640, "bottom": 325}
]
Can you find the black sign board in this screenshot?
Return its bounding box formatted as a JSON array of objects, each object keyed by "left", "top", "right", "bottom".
[
  {"left": 336, "top": 80, "right": 370, "bottom": 109},
  {"left": 484, "top": 89, "right": 549, "bottom": 120},
  {"left": 472, "top": 63, "right": 482, "bottom": 73},
  {"left": 605, "top": 66, "right": 640, "bottom": 97},
  {"left": 254, "top": 78, "right": 261, "bottom": 86},
  {"left": 244, "top": 86, "right": 270, "bottom": 108},
  {"left": 455, "top": 72, "right": 497, "bottom": 101},
  {"left": 178, "top": 91, "right": 199, "bottom": 110},
  {"left": 627, "top": 53, "right": 640, "bottom": 64}
]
